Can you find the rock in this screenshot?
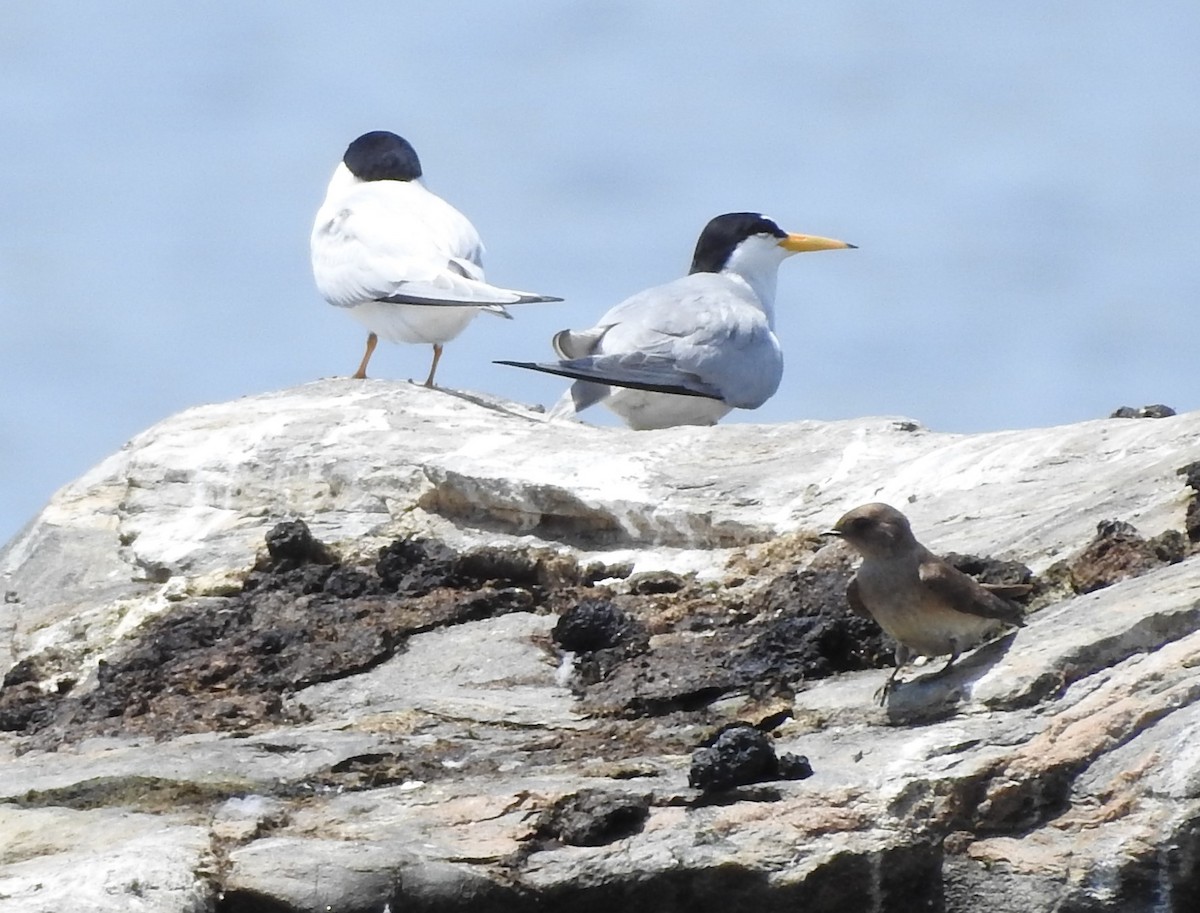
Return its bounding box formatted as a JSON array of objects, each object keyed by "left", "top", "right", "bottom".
[
  {"left": 261, "top": 518, "right": 335, "bottom": 569},
  {"left": 1178, "top": 460, "right": 1200, "bottom": 493},
  {"left": 535, "top": 788, "right": 651, "bottom": 846},
  {"left": 626, "top": 570, "right": 687, "bottom": 594},
  {"left": 1110, "top": 404, "right": 1177, "bottom": 419},
  {"left": 1063, "top": 518, "right": 1186, "bottom": 594},
  {"left": 1188, "top": 502, "right": 1200, "bottom": 544},
  {"left": 1, "top": 381, "right": 1199, "bottom": 912},
  {"left": 0, "top": 805, "right": 212, "bottom": 913},
  {"left": 551, "top": 599, "right": 638, "bottom": 653},
  {"left": 1178, "top": 461, "right": 1200, "bottom": 544},
  {"left": 688, "top": 724, "right": 813, "bottom": 791}
]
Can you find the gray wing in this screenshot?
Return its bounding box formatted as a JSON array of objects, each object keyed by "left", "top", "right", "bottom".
[
  {"left": 518, "top": 273, "right": 780, "bottom": 407},
  {"left": 918, "top": 558, "right": 1026, "bottom": 626}
]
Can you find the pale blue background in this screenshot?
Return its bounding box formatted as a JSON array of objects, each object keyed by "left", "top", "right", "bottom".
[{"left": 2, "top": 2, "right": 1197, "bottom": 544}]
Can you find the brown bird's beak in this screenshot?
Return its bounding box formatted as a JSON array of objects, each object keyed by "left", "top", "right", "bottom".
[
  {"left": 821, "top": 528, "right": 843, "bottom": 538},
  {"left": 779, "top": 233, "right": 857, "bottom": 253}
]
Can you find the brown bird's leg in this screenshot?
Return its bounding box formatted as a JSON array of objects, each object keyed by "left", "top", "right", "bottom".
[
  {"left": 422, "top": 343, "right": 443, "bottom": 388},
  {"left": 931, "top": 641, "right": 963, "bottom": 679},
  {"left": 875, "top": 644, "right": 912, "bottom": 705},
  {"left": 874, "top": 666, "right": 902, "bottom": 706},
  {"left": 352, "top": 332, "right": 378, "bottom": 379}
]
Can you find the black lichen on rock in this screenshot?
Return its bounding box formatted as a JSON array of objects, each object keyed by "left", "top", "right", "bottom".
[
  {"left": 536, "top": 789, "right": 650, "bottom": 846},
  {"left": 688, "top": 724, "right": 812, "bottom": 791},
  {"left": 263, "top": 518, "right": 335, "bottom": 569},
  {"left": 552, "top": 599, "right": 639, "bottom": 653},
  {"left": 942, "top": 553, "right": 1034, "bottom": 589}
]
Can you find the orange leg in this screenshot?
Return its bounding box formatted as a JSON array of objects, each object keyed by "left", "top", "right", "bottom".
[
  {"left": 422, "top": 343, "right": 443, "bottom": 388},
  {"left": 352, "top": 332, "right": 378, "bottom": 379}
]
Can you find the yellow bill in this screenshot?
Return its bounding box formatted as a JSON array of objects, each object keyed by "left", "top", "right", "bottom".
[{"left": 779, "top": 233, "right": 857, "bottom": 252}]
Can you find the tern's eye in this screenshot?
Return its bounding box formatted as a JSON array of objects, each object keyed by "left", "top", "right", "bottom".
[{"left": 850, "top": 516, "right": 872, "bottom": 532}]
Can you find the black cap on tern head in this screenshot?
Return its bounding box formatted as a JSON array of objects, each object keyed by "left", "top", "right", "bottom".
[
  {"left": 343, "top": 131, "right": 423, "bottom": 182},
  {"left": 689, "top": 212, "right": 787, "bottom": 275}
]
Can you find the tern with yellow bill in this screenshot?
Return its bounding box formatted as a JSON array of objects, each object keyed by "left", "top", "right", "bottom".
[{"left": 497, "top": 212, "right": 854, "bottom": 429}]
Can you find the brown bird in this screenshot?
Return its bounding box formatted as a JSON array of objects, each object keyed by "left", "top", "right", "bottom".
[{"left": 826, "top": 502, "right": 1026, "bottom": 701}]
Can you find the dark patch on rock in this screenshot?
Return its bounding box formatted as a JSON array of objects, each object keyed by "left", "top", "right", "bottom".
[
  {"left": 688, "top": 724, "right": 812, "bottom": 791},
  {"left": 1178, "top": 462, "right": 1200, "bottom": 544},
  {"left": 321, "top": 565, "right": 372, "bottom": 599},
  {"left": 972, "top": 766, "right": 1075, "bottom": 836},
  {"left": 375, "top": 538, "right": 601, "bottom": 598},
  {"left": 568, "top": 552, "right": 891, "bottom": 717},
  {"left": 777, "top": 752, "right": 816, "bottom": 781},
  {"left": 1150, "top": 530, "right": 1189, "bottom": 564},
  {"left": 1187, "top": 502, "right": 1200, "bottom": 545},
  {"left": 734, "top": 559, "right": 893, "bottom": 687},
  {"left": 11, "top": 775, "right": 251, "bottom": 813},
  {"left": 0, "top": 649, "right": 75, "bottom": 733},
  {"left": 4, "top": 525, "right": 596, "bottom": 749},
  {"left": 1110, "top": 404, "right": 1176, "bottom": 419},
  {"left": 263, "top": 519, "right": 336, "bottom": 570},
  {"left": 1178, "top": 461, "right": 1200, "bottom": 493},
  {"left": 627, "top": 570, "right": 686, "bottom": 595},
  {"left": 581, "top": 559, "right": 634, "bottom": 583},
  {"left": 3, "top": 655, "right": 46, "bottom": 688},
  {"left": 1065, "top": 519, "right": 1186, "bottom": 594},
  {"left": 554, "top": 599, "right": 652, "bottom": 692},
  {"left": 942, "top": 553, "right": 1034, "bottom": 590},
  {"left": 3, "top": 518, "right": 1045, "bottom": 756},
  {"left": 552, "top": 599, "right": 639, "bottom": 653},
  {"left": 0, "top": 681, "right": 54, "bottom": 733},
  {"left": 453, "top": 547, "right": 541, "bottom": 588},
  {"left": 376, "top": 536, "right": 459, "bottom": 594},
  {"left": 280, "top": 747, "right": 478, "bottom": 795},
  {"left": 535, "top": 788, "right": 650, "bottom": 846}
]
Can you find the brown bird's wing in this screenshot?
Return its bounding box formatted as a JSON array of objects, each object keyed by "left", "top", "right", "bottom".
[
  {"left": 918, "top": 558, "right": 1026, "bottom": 626},
  {"left": 846, "top": 576, "right": 873, "bottom": 619}
]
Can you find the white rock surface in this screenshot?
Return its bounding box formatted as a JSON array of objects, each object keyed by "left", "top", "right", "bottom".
[{"left": 3, "top": 380, "right": 1194, "bottom": 677}]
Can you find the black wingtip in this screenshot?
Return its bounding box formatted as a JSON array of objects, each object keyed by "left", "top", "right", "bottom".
[{"left": 494, "top": 360, "right": 721, "bottom": 399}]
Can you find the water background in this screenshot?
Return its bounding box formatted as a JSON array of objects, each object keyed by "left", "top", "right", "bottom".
[{"left": 2, "top": 1, "right": 1197, "bottom": 544}]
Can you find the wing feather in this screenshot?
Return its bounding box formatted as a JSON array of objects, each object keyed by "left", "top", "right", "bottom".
[
  {"left": 494, "top": 357, "right": 724, "bottom": 399},
  {"left": 311, "top": 179, "right": 558, "bottom": 308},
  {"left": 918, "top": 560, "right": 1026, "bottom": 626}
]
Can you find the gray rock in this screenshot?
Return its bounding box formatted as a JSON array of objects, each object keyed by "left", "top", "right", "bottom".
[{"left": 1, "top": 381, "right": 1198, "bottom": 912}]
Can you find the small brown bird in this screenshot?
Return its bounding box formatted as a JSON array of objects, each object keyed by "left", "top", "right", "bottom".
[{"left": 827, "top": 503, "right": 1026, "bottom": 701}]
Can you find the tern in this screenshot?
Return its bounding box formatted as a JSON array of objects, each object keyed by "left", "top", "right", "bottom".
[
  {"left": 497, "top": 212, "right": 853, "bottom": 429},
  {"left": 311, "top": 131, "right": 561, "bottom": 384}
]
